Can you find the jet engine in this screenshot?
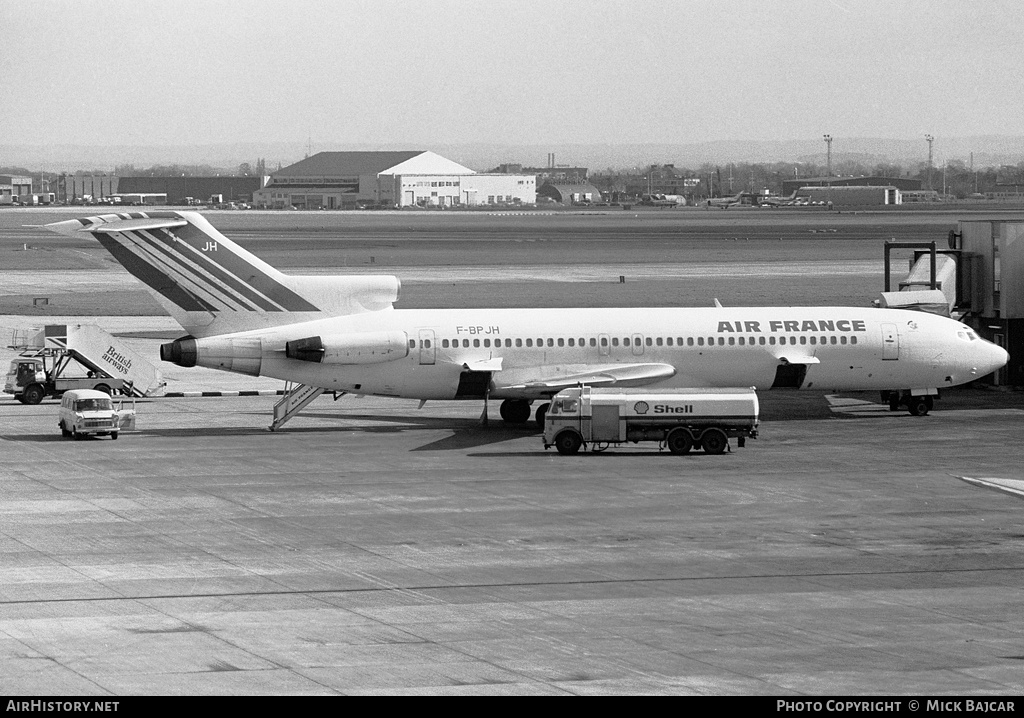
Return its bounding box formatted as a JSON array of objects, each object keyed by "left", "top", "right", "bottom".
[
  {"left": 160, "top": 335, "right": 263, "bottom": 376},
  {"left": 285, "top": 331, "right": 409, "bottom": 365}
]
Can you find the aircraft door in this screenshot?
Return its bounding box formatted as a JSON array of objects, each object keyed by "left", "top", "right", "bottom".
[
  {"left": 598, "top": 333, "right": 610, "bottom": 357},
  {"left": 632, "top": 333, "right": 644, "bottom": 356},
  {"left": 418, "top": 329, "right": 435, "bottom": 365},
  {"left": 881, "top": 323, "right": 899, "bottom": 360}
]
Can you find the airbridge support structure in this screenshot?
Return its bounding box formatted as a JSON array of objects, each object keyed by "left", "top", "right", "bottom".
[{"left": 954, "top": 220, "right": 1024, "bottom": 387}]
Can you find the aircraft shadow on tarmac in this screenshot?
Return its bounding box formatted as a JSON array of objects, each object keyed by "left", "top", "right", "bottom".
[{"left": 292, "top": 411, "right": 537, "bottom": 451}]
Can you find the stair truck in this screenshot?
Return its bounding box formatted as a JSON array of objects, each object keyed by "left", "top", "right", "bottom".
[
  {"left": 543, "top": 386, "right": 759, "bottom": 455},
  {"left": 4, "top": 324, "right": 165, "bottom": 404}
]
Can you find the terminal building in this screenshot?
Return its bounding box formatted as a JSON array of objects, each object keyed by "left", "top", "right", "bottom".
[{"left": 254, "top": 151, "right": 536, "bottom": 209}]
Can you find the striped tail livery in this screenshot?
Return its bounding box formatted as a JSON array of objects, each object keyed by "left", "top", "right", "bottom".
[{"left": 45, "top": 211, "right": 400, "bottom": 338}]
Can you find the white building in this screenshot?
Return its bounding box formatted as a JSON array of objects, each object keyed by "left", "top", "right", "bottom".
[
  {"left": 799, "top": 185, "right": 902, "bottom": 206},
  {"left": 254, "top": 151, "right": 535, "bottom": 209}
]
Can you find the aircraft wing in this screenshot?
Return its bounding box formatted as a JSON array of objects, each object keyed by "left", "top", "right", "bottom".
[
  {"left": 496, "top": 362, "right": 676, "bottom": 392},
  {"left": 958, "top": 476, "right": 1024, "bottom": 499}
]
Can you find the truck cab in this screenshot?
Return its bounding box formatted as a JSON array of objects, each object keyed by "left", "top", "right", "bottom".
[
  {"left": 5, "top": 359, "right": 46, "bottom": 397},
  {"left": 4, "top": 356, "right": 124, "bottom": 404}
]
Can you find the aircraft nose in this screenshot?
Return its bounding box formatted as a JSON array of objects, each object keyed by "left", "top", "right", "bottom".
[
  {"left": 971, "top": 341, "right": 1009, "bottom": 378},
  {"left": 987, "top": 342, "right": 1010, "bottom": 375}
]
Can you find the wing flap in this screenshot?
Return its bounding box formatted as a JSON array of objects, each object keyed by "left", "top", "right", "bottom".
[
  {"left": 498, "top": 362, "right": 676, "bottom": 392},
  {"left": 463, "top": 357, "right": 504, "bottom": 372},
  {"left": 776, "top": 355, "right": 821, "bottom": 365}
]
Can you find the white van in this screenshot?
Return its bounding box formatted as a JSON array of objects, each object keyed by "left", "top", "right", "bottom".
[{"left": 59, "top": 389, "right": 122, "bottom": 440}]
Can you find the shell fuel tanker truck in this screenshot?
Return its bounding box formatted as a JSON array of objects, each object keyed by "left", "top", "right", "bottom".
[{"left": 543, "top": 386, "right": 759, "bottom": 455}]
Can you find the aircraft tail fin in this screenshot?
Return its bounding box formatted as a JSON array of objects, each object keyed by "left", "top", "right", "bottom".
[{"left": 45, "top": 211, "right": 400, "bottom": 338}]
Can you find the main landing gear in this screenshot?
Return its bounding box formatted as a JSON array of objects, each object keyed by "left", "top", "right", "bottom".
[{"left": 498, "top": 399, "right": 550, "bottom": 430}]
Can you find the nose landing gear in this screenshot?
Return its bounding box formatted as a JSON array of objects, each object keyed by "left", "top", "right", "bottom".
[{"left": 882, "top": 390, "right": 935, "bottom": 416}]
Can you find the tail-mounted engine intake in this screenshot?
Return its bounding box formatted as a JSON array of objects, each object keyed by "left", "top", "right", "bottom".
[{"left": 285, "top": 331, "right": 408, "bottom": 365}]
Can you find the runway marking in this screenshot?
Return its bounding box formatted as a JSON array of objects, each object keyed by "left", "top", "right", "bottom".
[
  {"left": 160, "top": 390, "right": 286, "bottom": 398},
  {"left": 3, "top": 565, "right": 1023, "bottom": 606}
]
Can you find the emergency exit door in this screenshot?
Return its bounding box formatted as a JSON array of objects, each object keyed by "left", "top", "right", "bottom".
[
  {"left": 418, "top": 329, "right": 435, "bottom": 365},
  {"left": 881, "top": 323, "right": 899, "bottom": 360}
]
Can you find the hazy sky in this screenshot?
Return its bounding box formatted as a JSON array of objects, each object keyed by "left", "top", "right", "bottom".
[{"left": 3, "top": 0, "right": 1023, "bottom": 147}]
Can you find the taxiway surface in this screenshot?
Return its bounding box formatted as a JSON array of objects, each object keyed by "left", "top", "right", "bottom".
[{"left": 2, "top": 391, "right": 1024, "bottom": 695}]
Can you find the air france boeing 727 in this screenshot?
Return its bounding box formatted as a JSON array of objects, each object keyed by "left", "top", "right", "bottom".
[{"left": 45, "top": 212, "right": 1008, "bottom": 426}]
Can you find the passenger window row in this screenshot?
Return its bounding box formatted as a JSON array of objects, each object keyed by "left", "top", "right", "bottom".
[{"left": 407, "top": 335, "right": 858, "bottom": 349}]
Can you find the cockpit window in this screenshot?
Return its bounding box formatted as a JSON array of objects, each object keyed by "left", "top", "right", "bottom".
[{"left": 956, "top": 329, "right": 978, "bottom": 342}]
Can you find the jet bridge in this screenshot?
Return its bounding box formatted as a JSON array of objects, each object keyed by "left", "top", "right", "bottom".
[{"left": 879, "top": 222, "right": 1024, "bottom": 387}]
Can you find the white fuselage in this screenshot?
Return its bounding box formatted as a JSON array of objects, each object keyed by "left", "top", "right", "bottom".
[{"left": 193, "top": 305, "right": 1007, "bottom": 400}]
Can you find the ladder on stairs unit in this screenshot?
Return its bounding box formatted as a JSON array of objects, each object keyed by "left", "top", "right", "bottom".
[{"left": 270, "top": 382, "right": 327, "bottom": 431}]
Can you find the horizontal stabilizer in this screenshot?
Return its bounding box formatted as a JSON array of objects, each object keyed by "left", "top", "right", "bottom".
[
  {"left": 45, "top": 216, "right": 188, "bottom": 235},
  {"left": 91, "top": 218, "right": 190, "bottom": 233}
]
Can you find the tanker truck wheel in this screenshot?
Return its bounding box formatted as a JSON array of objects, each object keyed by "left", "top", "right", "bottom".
[
  {"left": 555, "top": 431, "right": 582, "bottom": 455},
  {"left": 666, "top": 428, "right": 694, "bottom": 455},
  {"left": 700, "top": 428, "right": 729, "bottom": 455}
]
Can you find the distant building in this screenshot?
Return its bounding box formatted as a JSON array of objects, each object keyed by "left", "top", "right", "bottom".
[
  {"left": 900, "top": 190, "right": 941, "bottom": 203},
  {"left": 64, "top": 175, "right": 119, "bottom": 202},
  {"left": 537, "top": 183, "right": 604, "bottom": 205},
  {"left": 255, "top": 151, "right": 535, "bottom": 209},
  {"left": 798, "top": 185, "right": 902, "bottom": 206},
  {"left": 0, "top": 175, "right": 32, "bottom": 204},
  {"left": 491, "top": 164, "right": 589, "bottom": 185},
  {"left": 782, "top": 175, "right": 921, "bottom": 195},
  {"left": 117, "top": 176, "right": 263, "bottom": 205},
  {"left": 624, "top": 165, "right": 701, "bottom": 199}
]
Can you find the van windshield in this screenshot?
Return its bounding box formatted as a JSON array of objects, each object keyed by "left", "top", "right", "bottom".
[{"left": 75, "top": 399, "right": 112, "bottom": 412}]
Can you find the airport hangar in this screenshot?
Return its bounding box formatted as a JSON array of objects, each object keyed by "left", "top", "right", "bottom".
[{"left": 253, "top": 151, "right": 537, "bottom": 210}]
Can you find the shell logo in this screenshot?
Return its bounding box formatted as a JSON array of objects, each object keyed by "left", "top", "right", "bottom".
[{"left": 634, "top": 401, "right": 650, "bottom": 414}]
